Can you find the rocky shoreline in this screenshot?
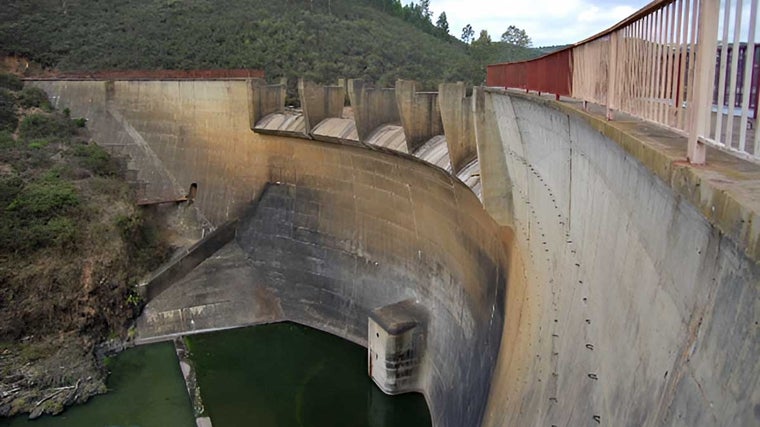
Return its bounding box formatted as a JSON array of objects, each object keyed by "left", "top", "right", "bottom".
[{"left": 0, "top": 335, "right": 129, "bottom": 419}]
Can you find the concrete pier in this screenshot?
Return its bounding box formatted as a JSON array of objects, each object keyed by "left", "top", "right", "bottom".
[
  {"left": 395, "top": 80, "right": 444, "bottom": 153},
  {"left": 347, "top": 79, "right": 402, "bottom": 143},
  {"left": 249, "top": 78, "right": 286, "bottom": 128},
  {"left": 298, "top": 79, "right": 347, "bottom": 136},
  {"left": 439, "top": 82, "right": 477, "bottom": 174}
]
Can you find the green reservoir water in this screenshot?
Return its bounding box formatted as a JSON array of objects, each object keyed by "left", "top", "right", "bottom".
[
  {"left": 187, "top": 322, "right": 432, "bottom": 427},
  {"left": 0, "top": 342, "right": 195, "bottom": 427},
  {"left": 2, "top": 322, "right": 431, "bottom": 427}
]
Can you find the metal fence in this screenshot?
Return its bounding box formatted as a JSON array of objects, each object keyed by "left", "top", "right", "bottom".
[
  {"left": 31, "top": 69, "right": 266, "bottom": 80},
  {"left": 706, "top": 1, "right": 759, "bottom": 156},
  {"left": 487, "top": 0, "right": 760, "bottom": 164},
  {"left": 713, "top": 44, "right": 760, "bottom": 116},
  {"left": 486, "top": 50, "right": 572, "bottom": 98}
]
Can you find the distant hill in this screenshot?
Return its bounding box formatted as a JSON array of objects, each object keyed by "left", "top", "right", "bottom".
[
  {"left": 0, "top": 0, "right": 541, "bottom": 88},
  {"left": 533, "top": 45, "right": 572, "bottom": 56}
]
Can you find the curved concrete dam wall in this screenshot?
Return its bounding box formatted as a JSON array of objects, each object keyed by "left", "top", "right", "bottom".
[
  {"left": 34, "top": 79, "right": 509, "bottom": 427},
  {"left": 477, "top": 89, "right": 759, "bottom": 427},
  {"left": 32, "top": 80, "right": 759, "bottom": 426}
]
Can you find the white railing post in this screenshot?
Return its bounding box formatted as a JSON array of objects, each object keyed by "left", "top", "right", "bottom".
[
  {"left": 607, "top": 32, "right": 619, "bottom": 120},
  {"left": 687, "top": 0, "right": 719, "bottom": 164}
]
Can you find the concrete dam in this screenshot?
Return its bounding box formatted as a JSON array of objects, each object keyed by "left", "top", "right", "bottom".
[{"left": 30, "top": 76, "right": 759, "bottom": 427}]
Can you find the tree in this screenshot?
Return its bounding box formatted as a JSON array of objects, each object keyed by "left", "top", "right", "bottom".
[
  {"left": 461, "top": 24, "right": 474, "bottom": 44},
  {"left": 501, "top": 25, "right": 532, "bottom": 47},
  {"left": 420, "top": 0, "right": 432, "bottom": 21},
  {"left": 474, "top": 29, "right": 491, "bottom": 45},
  {"left": 436, "top": 12, "right": 449, "bottom": 35}
]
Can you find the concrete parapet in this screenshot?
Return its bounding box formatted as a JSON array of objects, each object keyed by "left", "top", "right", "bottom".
[
  {"left": 472, "top": 87, "right": 514, "bottom": 226},
  {"left": 347, "top": 79, "right": 401, "bottom": 143},
  {"left": 298, "top": 79, "right": 345, "bottom": 135},
  {"left": 395, "top": 80, "right": 444, "bottom": 153},
  {"left": 439, "top": 82, "right": 477, "bottom": 174},
  {"left": 249, "top": 78, "right": 286, "bottom": 128},
  {"left": 40, "top": 69, "right": 265, "bottom": 81}
]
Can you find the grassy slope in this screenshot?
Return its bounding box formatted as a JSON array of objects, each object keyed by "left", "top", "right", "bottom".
[
  {"left": 0, "top": 85, "right": 162, "bottom": 343},
  {"left": 0, "top": 76, "right": 172, "bottom": 418},
  {"left": 0, "top": 0, "right": 540, "bottom": 88}
]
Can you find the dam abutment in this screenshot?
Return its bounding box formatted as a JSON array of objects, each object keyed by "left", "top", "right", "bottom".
[{"left": 480, "top": 88, "right": 759, "bottom": 427}]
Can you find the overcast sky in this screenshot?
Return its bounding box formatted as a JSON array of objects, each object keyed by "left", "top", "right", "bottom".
[{"left": 414, "top": 0, "right": 652, "bottom": 46}]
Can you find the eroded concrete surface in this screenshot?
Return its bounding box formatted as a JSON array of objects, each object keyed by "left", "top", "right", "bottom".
[{"left": 138, "top": 181, "right": 508, "bottom": 427}]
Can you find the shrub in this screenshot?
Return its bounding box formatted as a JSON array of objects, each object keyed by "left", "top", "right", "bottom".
[
  {"left": 116, "top": 212, "right": 169, "bottom": 272},
  {"left": 27, "top": 138, "right": 51, "bottom": 150},
  {"left": 0, "top": 89, "right": 18, "bottom": 132},
  {"left": 7, "top": 179, "right": 80, "bottom": 218},
  {"left": 18, "top": 113, "right": 75, "bottom": 140},
  {"left": 18, "top": 87, "right": 51, "bottom": 111},
  {"left": 0, "top": 131, "right": 15, "bottom": 149},
  {"left": 115, "top": 212, "right": 143, "bottom": 242},
  {"left": 1, "top": 178, "right": 81, "bottom": 252},
  {"left": 0, "top": 176, "right": 23, "bottom": 207},
  {"left": 88, "top": 176, "right": 129, "bottom": 198},
  {"left": 0, "top": 73, "right": 23, "bottom": 91},
  {"left": 73, "top": 143, "right": 122, "bottom": 177},
  {"left": 37, "top": 216, "right": 77, "bottom": 247},
  {"left": 0, "top": 214, "right": 78, "bottom": 252}
]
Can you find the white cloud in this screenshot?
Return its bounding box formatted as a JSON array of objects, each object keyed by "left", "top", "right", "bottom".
[
  {"left": 419, "top": 0, "right": 649, "bottom": 46},
  {"left": 578, "top": 6, "right": 637, "bottom": 24}
]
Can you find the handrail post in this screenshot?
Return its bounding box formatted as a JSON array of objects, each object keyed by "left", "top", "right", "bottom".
[
  {"left": 607, "top": 32, "right": 619, "bottom": 121},
  {"left": 687, "top": 0, "right": 719, "bottom": 164}
]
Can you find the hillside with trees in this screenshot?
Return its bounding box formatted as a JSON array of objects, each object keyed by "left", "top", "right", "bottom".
[
  {"left": 0, "top": 0, "right": 541, "bottom": 88},
  {"left": 0, "top": 73, "right": 179, "bottom": 418}
]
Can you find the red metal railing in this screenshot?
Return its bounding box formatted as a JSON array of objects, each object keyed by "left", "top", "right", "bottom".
[
  {"left": 487, "top": 0, "right": 760, "bottom": 164},
  {"left": 486, "top": 49, "right": 572, "bottom": 98},
  {"left": 30, "top": 69, "right": 265, "bottom": 80}
]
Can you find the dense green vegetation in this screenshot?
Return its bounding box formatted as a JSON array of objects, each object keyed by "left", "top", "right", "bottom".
[
  {"left": 0, "top": 77, "right": 189, "bottom": 419},
  {"left": 0, "top": 78, "right": 169, "bottom": 341},
  {"left": 365, "top": 0, "right": 454, "bottom": 41},
  {"left": 0, "top": 0, "right": 542, "bottom": 88}
]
